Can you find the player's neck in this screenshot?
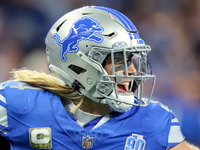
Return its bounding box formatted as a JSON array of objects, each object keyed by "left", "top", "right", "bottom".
[{"left": 73, "top": 97, "right": 113, "bottom": 116}]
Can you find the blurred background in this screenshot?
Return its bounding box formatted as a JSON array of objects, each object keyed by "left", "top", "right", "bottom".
[{"left": 0, "top": 0, "right": 200, "bottom": 149}]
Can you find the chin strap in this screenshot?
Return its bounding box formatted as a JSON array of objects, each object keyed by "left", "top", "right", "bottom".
[
  {"left": 131, "top": 80, "right": 141, "bottom": 93},
  {"left": 71, "top": 80, "right": 85, "bottom": 95}
]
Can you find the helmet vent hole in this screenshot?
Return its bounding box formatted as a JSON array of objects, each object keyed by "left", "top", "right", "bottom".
[
  {"left": 68, "top": 65, "right": 86, "bottom": 75},
  {"left": 56, "top": 19, "right": 67, "bottom": 32},
  {"left": 104, "top": 32, "right": 115, "bottom": 37},
  {"left": 82, "top": 13, "right": 93, "bottom": 15}
]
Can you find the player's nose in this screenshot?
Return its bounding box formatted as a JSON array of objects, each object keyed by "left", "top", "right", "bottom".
[{"left": 124, "top": 63, "right": 137, "bottom": 76}]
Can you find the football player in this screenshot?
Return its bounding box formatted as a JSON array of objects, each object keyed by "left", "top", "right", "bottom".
[{"left": 0, "top": 6, "right": 199, "bottom": 150}]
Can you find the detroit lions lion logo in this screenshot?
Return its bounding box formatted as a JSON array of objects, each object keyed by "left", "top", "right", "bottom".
[{"left": 52, "top": 17, "right": 104, "bottom": 62}]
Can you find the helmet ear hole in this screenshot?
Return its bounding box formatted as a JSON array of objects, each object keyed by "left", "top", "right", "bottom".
[{"left": 68, "top": 65, "right": 86, "bottom": 75}]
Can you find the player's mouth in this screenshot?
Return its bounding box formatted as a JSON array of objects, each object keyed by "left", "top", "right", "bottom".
[{"left": 116, "top": 82, "right": 130, "bottom": 94}]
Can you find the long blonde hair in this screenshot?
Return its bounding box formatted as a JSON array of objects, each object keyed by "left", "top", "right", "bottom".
[{"left": 11, "top": 69, "right": 84, "bottom": 112}]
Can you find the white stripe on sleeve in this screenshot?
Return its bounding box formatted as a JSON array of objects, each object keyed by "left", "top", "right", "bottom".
[
  {"left": 0, "top": 94, "right": 8, "bottom": 134},
  {"left": 0, "top": 94, "right": 6, "bottom": 103},
  {"left": 168, "top": 125, "right": 184, "bottom": 143}
]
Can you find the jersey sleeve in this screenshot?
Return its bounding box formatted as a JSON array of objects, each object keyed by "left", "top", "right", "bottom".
[
  {"left": 0, "top": 82, "right": 8, "bottom": 136},
  {"left": 157, "top": 108, "right": 185, "bottom": 148},
  {"left": 167, "top": 112, "right": 185, "bottom": 147}
]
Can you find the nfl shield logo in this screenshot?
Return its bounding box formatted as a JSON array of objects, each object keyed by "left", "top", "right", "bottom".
[{"left": 82, "top": 135, "right": 93, "bottom": 149}]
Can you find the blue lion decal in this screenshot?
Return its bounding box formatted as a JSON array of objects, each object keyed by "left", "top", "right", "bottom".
[{"left": 52, "top": 16, "right": 104, "bottom": 62}]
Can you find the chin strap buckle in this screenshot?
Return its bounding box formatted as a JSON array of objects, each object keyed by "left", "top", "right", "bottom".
[{"left": 71, "top": 80, "right": 84, "bottom": 95}]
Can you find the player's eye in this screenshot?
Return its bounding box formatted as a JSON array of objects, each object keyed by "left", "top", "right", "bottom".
[
  {"left": 106, "top": 52, "right": 133, "bottom": 65},
  {"left": 113, "top": 53, "right": 123, "bottom": 63},
  {"left": 114, "top": 57, "right": 124, "bottom": 64},
  {"left": 113, "top": 52, "right": 131, "bottom": 65}
]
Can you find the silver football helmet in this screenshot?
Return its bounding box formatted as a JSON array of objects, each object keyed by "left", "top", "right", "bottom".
[{"left": 45, "top": 6, "right": 156, "bottom": 112}]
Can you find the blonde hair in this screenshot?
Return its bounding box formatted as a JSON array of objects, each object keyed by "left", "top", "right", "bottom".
[{"left": 11, "top": 69, "right": 84, "bottom": 112}]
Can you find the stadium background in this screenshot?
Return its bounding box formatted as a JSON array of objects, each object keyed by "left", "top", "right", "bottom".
[{"left": 0, "top": 0, "right": 200, "bottom": 149}]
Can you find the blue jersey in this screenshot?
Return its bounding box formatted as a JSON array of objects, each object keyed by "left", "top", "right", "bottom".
[{"left": 0, "top": 81, "right": 184, "bottom": 150}]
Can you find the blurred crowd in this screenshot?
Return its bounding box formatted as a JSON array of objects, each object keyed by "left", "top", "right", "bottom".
[{"left": 0, "top": 0, "right": 200, "bottom": 147}]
